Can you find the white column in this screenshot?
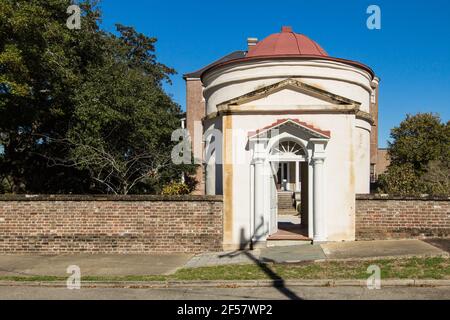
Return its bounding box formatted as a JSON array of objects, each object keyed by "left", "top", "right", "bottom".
[
  {"left": 288, "top": 162, "right": 291, "bottom": 191},
  {"left": 313, "top": 157, "right": 326, "bottom": 242},
  {"left": 205, "top": 158, "right": 215, "bottom": 195},
  {"left": 253, "top": 158, "right": 265, "bottom": 241},
  {"left": 280, "top": 163, "right": 284, "bottom": 190},
  {"left": 295, "top": 161, "right": 300, "bottom": 192}
]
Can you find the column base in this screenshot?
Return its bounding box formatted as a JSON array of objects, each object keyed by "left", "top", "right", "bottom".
[{"left": 313, "top": 236, "right": 328, "bottom": 244}]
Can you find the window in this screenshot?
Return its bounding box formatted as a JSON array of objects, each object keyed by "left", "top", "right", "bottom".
[{"left": 271, "top": 141, "right": 305, "bottom": 157}]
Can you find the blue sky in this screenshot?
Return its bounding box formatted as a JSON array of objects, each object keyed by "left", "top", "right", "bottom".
[{"left": 99, "top": 0, "right": 450, "bottom": 147}]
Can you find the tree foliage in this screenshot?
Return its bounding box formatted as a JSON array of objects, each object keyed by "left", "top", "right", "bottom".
[
  {"left": 378, "top": 113, "right": 449, "bottom": 195},
  {"left": 61, "top": 26, "right": 193, "bottom": 194},
  {"left": 0, "top": 0, "right": 105, "bottom": 193},
  {"left": 0, "top": 0, "right": 195, "bottom": 194}
]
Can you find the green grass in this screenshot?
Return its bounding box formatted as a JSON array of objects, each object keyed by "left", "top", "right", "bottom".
[
  {"left": 173, "top": 257, "right": 450, "bottom": 281},
  {"left": 0, "top": 257, "right": 448, "bottom": 282}
]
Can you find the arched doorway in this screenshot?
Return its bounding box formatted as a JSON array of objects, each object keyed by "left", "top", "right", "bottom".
[
  {"left": 268, "top": 139, "right": 308, "bottom": 240},
  {"left": 249, "top": 118, "right": 330, "bottom": 245}
]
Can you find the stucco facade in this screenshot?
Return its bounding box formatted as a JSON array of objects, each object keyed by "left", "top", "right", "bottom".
[{"left": 185, "top": 27, "right": 379, "bottom": 249}]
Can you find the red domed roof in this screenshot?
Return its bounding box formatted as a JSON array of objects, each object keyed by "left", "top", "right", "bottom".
[{"left": 247, "top": 26, "right": 328, "bottom": 58}]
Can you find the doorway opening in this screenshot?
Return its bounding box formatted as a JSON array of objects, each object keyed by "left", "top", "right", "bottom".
[{"left": 267, "top": 141, "right": 310, "bottom": 241}]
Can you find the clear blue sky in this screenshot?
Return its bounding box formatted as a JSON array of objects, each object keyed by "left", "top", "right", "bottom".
[{"left": 99, "top": 0, "right": 450, "bottom": 148}]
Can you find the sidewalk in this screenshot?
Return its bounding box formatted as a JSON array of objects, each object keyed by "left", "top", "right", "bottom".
[
  {"left": 0, "top": 239, "right": 447, "bottom": 277},
  {"left": 185, "top": 239, "right": 448, "bottom": 268},
  {"left": 0, "top": 254, "right": 192, "bottom": 277}
]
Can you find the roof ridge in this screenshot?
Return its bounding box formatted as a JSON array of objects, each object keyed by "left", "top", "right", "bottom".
[{"left": 292, "top": 32, "right": 302, "bottom": 55}]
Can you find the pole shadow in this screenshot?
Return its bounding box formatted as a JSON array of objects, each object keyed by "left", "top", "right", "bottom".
[{"left": 219, "top": 220, "right": 302, "bottom": 300}]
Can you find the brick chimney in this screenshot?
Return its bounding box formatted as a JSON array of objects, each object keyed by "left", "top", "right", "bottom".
[{"left": 247, "top": 37, "right": 258, "bottom": 52}]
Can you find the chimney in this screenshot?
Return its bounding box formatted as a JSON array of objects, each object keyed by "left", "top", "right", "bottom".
[{"left": 247, "top": 37, "right": 258, "bottom": 52}]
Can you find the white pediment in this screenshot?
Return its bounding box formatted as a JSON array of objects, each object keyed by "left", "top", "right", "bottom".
[
  {"left": 217, "top": 78, "right": 361, "bottom": 111},
  {"left": 239, "top": 87, "right": 335, "bottom": 108}
]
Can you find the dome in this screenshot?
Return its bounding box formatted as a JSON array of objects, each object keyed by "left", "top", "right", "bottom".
[{"left": 247, "top": 26, "right": 328, "bottom": 58}]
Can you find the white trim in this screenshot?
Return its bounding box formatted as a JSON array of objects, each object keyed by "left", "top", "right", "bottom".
[
  {"left": 249, "top": 119, "right": 330, "bottom": 140},
  {"left": 250, "top": 122, "right": 329, "bottom": 243}
]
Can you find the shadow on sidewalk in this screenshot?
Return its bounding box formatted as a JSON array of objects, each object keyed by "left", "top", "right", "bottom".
[
  {"left": 219, "top": 220, "right": 302, "bottom": 300},
  {"left": 423, "top": 238, "right": 450, "bottom": 254}
]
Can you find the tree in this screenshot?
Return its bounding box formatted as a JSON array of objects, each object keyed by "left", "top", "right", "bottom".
[
  {"left": 1, "top": 1, "right": 196, "bottom": 194},
  {"left": 0, "top": 0, "right": 104, "bottom": 193},
  {"left": 44, "top": 25, "right": 196, "bottom": 194},
  {"left": 421, "top": 160, "right": 450, "bottom": 195},
  {"left": 378, "top": 113, "right": 449, "bottom": 195},
  {"left": 377, "top": 163, "right": 424, "bottom": 196},
  {"left": 388, "top": 113, "right": 448, "bottom": 172}
]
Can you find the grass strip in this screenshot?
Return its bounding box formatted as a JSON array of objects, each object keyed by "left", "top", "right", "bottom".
[{"left": 0, "top": 257, "right": 448, "bottom": 282}]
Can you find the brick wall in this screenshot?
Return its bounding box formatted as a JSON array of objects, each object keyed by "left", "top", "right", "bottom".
[
  {"left": 356, "top": 194, "right": 450, "bottom": 240},
  {"left": 186, "top": 78, "right": 206, "bottom": 195},
  {"left": 0, "top": 195, "right": 222, "bottom": 254}
]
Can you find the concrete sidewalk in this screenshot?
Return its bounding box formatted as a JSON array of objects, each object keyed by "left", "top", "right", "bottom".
[
  {"left": 0, "top": 254, "right": 192, "bottom": 277},
  {"left": 321, "top": 239, "right": 447, "bottom": 260},
  {"left": 185, "top": 239, "right": 449, "bottom": 268},
  {"left": 0, "top": 239, "right": 447, "bottom": 276}
]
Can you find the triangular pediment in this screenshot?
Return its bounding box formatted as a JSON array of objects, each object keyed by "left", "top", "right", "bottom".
[
  {"left": 218, "top": 78, "right": 360, "bottom": 109},
  {"left": 248, "top": 118, "right": 331, "bottom": 140}
]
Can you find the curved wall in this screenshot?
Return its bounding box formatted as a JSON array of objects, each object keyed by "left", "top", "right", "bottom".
[{"left": 203, "top": 59, "right": 373, "bottom": 115}]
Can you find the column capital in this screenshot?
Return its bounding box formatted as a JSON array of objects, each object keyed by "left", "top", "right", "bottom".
[
  {"left": 312, "top": 157, "right": 325, "bottom": 165},
  {"left": 252, "top": 157, "right": 265, "bottom": 165}
]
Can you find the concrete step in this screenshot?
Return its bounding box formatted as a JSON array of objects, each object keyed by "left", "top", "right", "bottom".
[
  {"left": 278, "top": 209, "right": 299, "bottom": 215},
  {"left": 277, "top": 192, "right": 294, "bottom": 210},
  {"left": 267, "top": 240, "right": 312, "bottom": 247}
]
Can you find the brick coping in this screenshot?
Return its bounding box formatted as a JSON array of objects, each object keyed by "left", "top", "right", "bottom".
[
  {"left": 357, "top": 194, "right": 449, "bottom": 201},
  {"left": 0, "top": 194, "right": 223, "bottom": 202}
]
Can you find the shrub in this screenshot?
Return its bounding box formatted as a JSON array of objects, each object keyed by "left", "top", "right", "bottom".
[
  {"left": 421, "top": 160, "right": 450, "bottom": 196},
  {"left": 377, "top": 163, "right": 424, "bottom": 196},
  {"left": 161, "top": 182, "right": 191, "bottom": 195}
]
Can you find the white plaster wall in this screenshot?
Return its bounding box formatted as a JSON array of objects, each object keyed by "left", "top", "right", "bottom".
[
  {"left": 201, "top": 58, "right": 374, "bottom": 245},
  {"left": 203, "top": 59, "right": 373, "bottom": 114},
  {"left": 355, "top": 119, "right": 372, "bottom": 194},
  {"left": 229, "top": 113, "right": 356, "bottom": 245}
]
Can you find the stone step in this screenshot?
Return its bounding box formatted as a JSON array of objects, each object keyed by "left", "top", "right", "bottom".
[
  {"left": 266, "top": 239, "right": 312, "bottom": 247},
  {"left": 278, "top": 209, "right": 299, "bottom": 215},
  {"left": 277, "top": 192, "right": 294, "bottom": 209}
]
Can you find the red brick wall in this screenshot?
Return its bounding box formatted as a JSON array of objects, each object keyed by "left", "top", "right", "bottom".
[
  {"left": 186, "top": 78, "right": 206, "bottom": 195},
  {"left": 356, "top": 195, "right": 450, "bottom": 240},
  {"left": 0, "top": 195, "right": 222, "bottom": 254}
]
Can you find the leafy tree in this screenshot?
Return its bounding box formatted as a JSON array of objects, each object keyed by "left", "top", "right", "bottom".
[
  {"left": 59, "top": 25, "right": 195, "bottom": 194},
  {"left": 0, "top": 1, "right": 196, "bottom": 194},
  {"left": 0, "top": 0, "right": 103, "bottom": 193},
  {"left": 421, "top": 160, "right": 450, "bottom": 195},
  {"left": 378, "top": 113, "right": 449, "bottom": 195},
  {"left": 388, "top": 113, "right": 448, "bottom": 172},
  {"left": 377, "top": 163, "right": 424, "bottom": 196}
]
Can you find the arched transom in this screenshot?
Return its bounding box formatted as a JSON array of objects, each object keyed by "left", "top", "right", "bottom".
[{"left": 271, "top": 140, "right": 305, "bottom": 157}]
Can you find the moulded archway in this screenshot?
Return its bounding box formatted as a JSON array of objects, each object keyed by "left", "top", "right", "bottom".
[{"left": 249, "top": 119, "right": 329, "bottom": 244}]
